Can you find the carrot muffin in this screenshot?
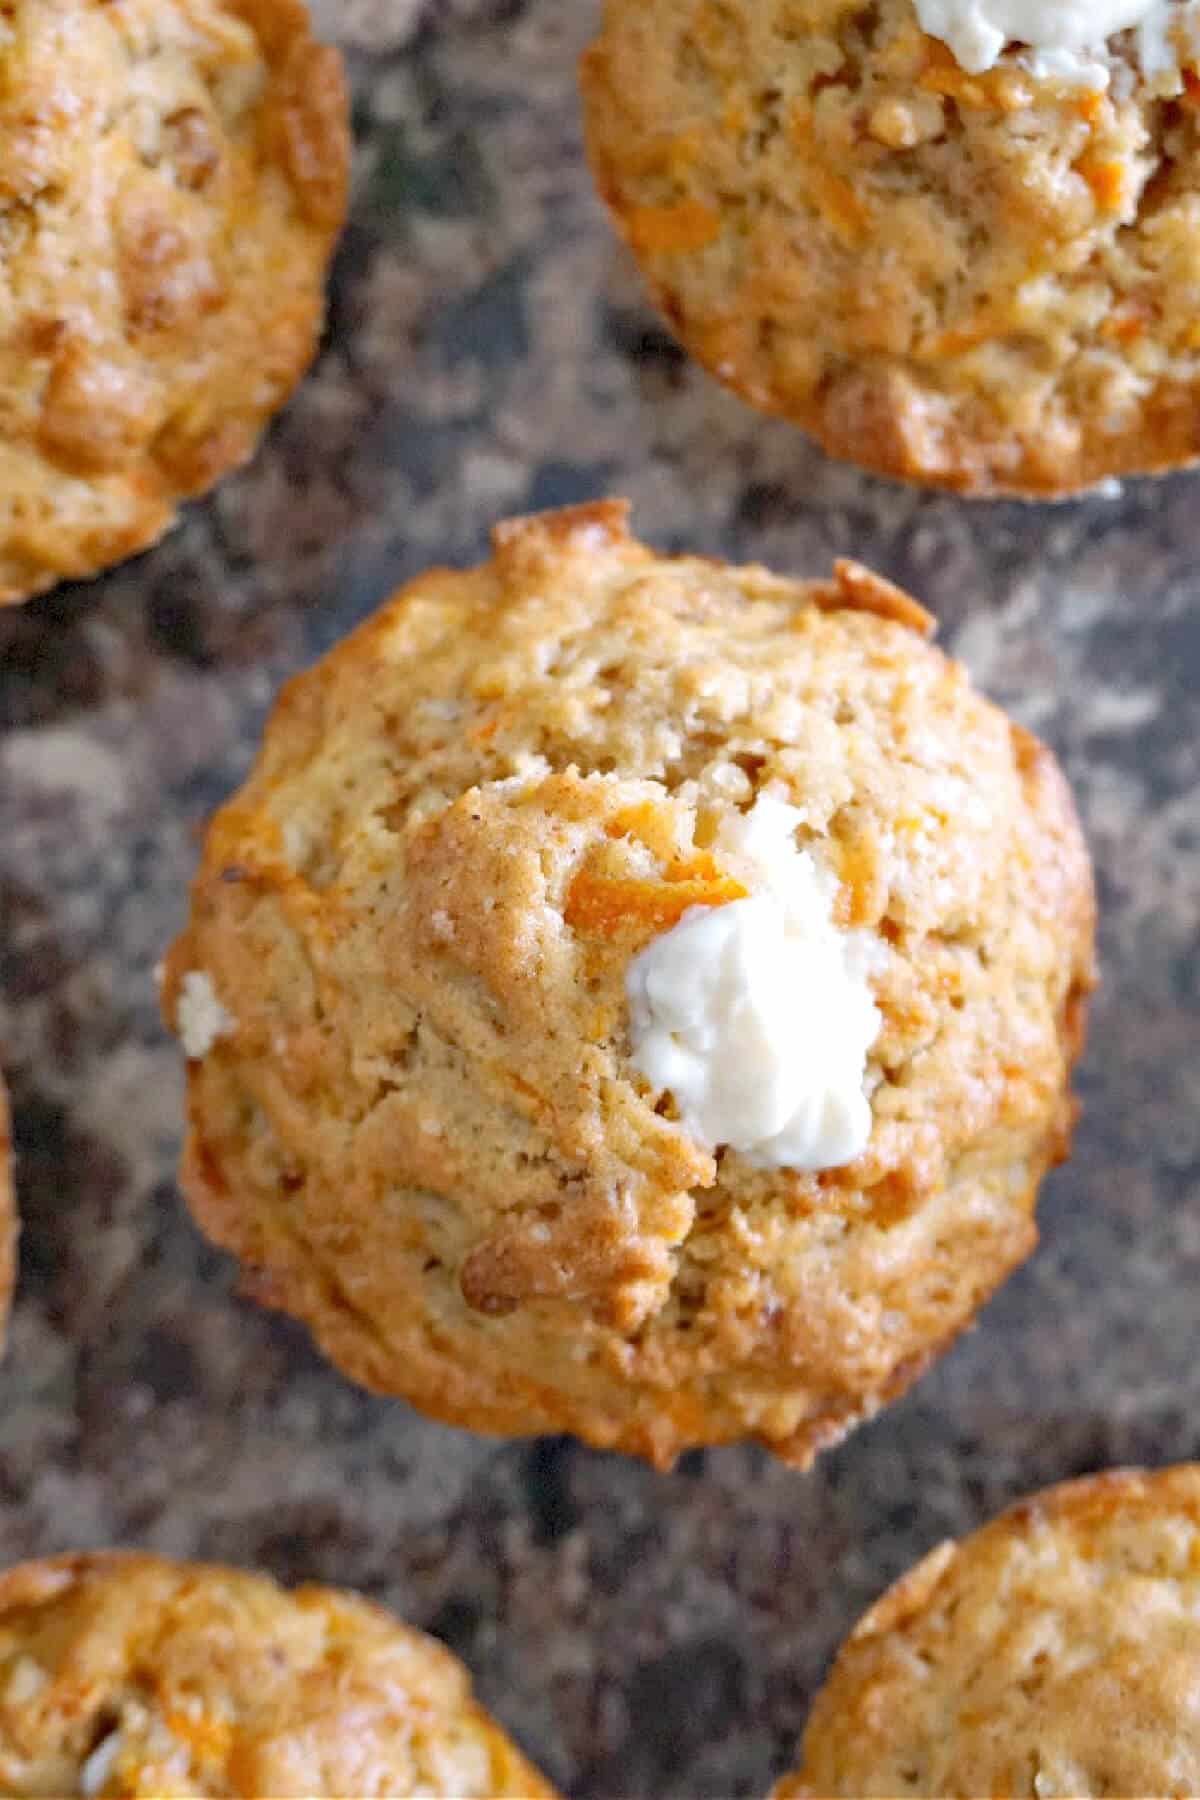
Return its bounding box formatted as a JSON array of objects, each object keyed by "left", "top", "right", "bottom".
[
  {"left": 582, "top": 0, "right": 1200, "bottom": 496},
  {"left": 777, "top": 1465, "right": 1200, "bottom": 1797},
  {"left": 163, "top": 501, "right": 1095, "bottom": 1468},
  {"left": 0, "top": 1552, "right": 556, "bottom": 1797},
  {"left": 0, "top": 1074, "right": 13, "bottom": 1349},
  {"left": 0, "top": 0, "right": 350, "bottom": 606}
]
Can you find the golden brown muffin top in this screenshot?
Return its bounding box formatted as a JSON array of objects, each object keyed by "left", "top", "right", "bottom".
[
  {"left": 779, "top": 1465, "right": 1200, "bottom": 1798},
  {"left": 164, "top": 502, "right": 1094, "bottom": 1466},
  {"left": 0, "top": 0, "right": 349, "bottom": 604},
  {"left": 582, "top": 0, "right": 1200, "bottom": 495},
  {"left": 0, "top": 1552, "right": 557, "bottom": 1797}
]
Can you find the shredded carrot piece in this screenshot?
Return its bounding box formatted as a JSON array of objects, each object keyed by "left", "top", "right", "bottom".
[
  {"left": 862, "top": 1171, "right": 919, "bottom": 1227},
  {"left": 920, "top": 65, "right": 983, "bottom": 104},
  {"left": 1074, "top": 89, "right": 1104, "bottom": 124},
  {"left": 920, "top": 312, "right": 1001, "bottom": 357},
  {"left": 721, "top": 94, "right": 750, "bottom": 137},
  {"left": 918, "top": 48, "right": 1016, "bottom": 109},
  {"left": 784, "top": 112, "right": 870, "bottom": 244},
  {"left": 626, "top": 198, "right": 721, "bottom": 255},
  {"left": 664, "top": 852, "right": 731, "bottom": 884},
  {"left": 811, "top": 170, "right": 869, "bottom": 247},
  {"left": 565, "top": 860, "right": 747, "bottom": 938},
  {"left": 163, "top": 1709, "right": 234, "bottom": 1762},
  {"left": 1079, "top": 156, "right": 1125, "bottom": 210},
  {"left": 1101, "top": 307, "right": 1146, "bottom": 344},
  {"left": 833, "top": 841, "right": 882, "bottom": 927}
]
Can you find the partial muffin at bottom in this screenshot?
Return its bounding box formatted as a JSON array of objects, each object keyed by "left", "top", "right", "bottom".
[
  {"left": 0, "top": 1552, "right": 556, "bottom": 1797},
  {"left": 777, "top": 1465, "right": 1200, "bottom": 1798}
]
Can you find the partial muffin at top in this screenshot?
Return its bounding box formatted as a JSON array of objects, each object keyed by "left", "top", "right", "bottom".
[
  {"left": 777, "top": 1464, "right": 1200, "bottom": 1798},
  {"left": 0, "top": 1073, "right": 13, "bottom": 1350},
  {"left": 163, "top": 500, "right": 1095, "bottom": 1468},
  {"left": 0, "top": 0, "right": 349, "bottom": 606},
  {"left": 0, "top": 1551, "right": 557, "bottom": 1797},
  {"left": 582, "top": 0, "right": 1200, "bottom": 496}
]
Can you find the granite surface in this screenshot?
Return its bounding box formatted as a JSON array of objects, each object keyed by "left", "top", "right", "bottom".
[{"left": 0, "top": 5, "right": 1198, "bottom": 1796}]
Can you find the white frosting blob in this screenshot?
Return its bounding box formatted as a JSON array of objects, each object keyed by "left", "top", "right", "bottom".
[
  {"left": 625, "top": 796, "right": 881, "bottom": 1172},
  {"left": 176, "top": 970, "right": 236, "bottom": 1060},
  {"left": 912, "top": 0, "right": 1191, "bottom": 84}
]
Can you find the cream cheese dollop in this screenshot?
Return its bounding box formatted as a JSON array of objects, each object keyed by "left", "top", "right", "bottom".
[
  {"left": 176, "top": 970, "right": 236, "bottom": 1060},
  {"left": 625, "top": 796, "right": 881, "bottom": 1172},
  {"left": 913, "top": 0, "right": 1189, "bottom": 83}
]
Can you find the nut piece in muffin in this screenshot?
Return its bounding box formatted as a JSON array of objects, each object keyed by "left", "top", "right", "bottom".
[
  {"left": 776, "top": 1464, "right": 1200, "bottom": 1798},
  {"left": 0, "top": 1552, "right": 557, "bottom": 1797},
  {"left": 0, "top": 0, "right": 350, "bottom": 606},
  {"left": 582, "top": 0, "right": 1200, "bottom": 495},
  {"left": 0, "top": 1074, "right": 13, "bottom": 1350},
  {"left": 163, "top": 500, "right": 1095, "bottom": 1468}
]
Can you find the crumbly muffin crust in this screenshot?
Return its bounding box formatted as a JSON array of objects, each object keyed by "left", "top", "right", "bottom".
[
  {"left": 0, "top": 0, "right": 349, "bottom": 606},
  {"left": 777, "top": 1465, "right": 1200, "bottom": 1798},
  {"left": 164, "top": 501, "right": 1095, "bottom": 1468},
  {"left": 582, "top": 0, "right": 1200, "bottom": 495},
  {"left": 0, "top": 1552, "right": 556, "bottom": 1797},
  {"left": 0, "top": 1074, "right": 13, "bottom": 1352}
]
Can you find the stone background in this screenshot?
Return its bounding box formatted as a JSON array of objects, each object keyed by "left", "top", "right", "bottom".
[{"left": 1, "top": 4, "right": 1198, "bottom": 1794}]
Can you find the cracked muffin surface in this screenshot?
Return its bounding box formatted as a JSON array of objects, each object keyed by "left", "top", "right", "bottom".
[
  {"left": 582, "top": 0, "right": 1200, "bottom": 495},
  {"left": 0, "top": 0, "right": 349, "bottom": 605},
  {"left": 0, "top": 1551, "right": 557, "bottom": 1797},
  {"left": 164, "top": 500, "right": 1095, "bottom": 1468},
  {"left": 776, "top": 1465, "right": 1200, "bottom": 1798}
]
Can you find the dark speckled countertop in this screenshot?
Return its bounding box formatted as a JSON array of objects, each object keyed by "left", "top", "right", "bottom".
[{"left": 1, "top": 5, "right": 1198, "bottom": 1796}]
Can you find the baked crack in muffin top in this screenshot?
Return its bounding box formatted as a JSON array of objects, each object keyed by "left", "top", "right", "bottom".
[
  {"left": 164, "top": 501, "right": 1095, "bottom": 1467},
  {"left": 0, "top": 0, "right": 349, "bottom": 604},
  {"left": 0, "top": 1552, "right": 558, "bottom": 1797},
  {"left": 582, "top": 0, "right": 1200, "bottom": 494},
  {"left": 777, "top": 1465, "right": 1200, "bottom": 1798}
]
